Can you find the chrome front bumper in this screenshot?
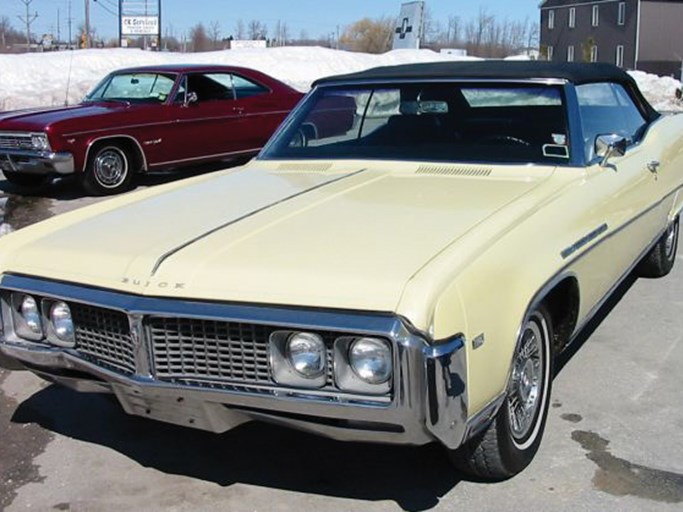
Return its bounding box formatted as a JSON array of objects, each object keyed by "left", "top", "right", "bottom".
[
  {"left": 0, "top": 275, "right": 473, "bottom": 449},
  {"left": 0, "top": 149, "right": 75, "bottom": 175}
]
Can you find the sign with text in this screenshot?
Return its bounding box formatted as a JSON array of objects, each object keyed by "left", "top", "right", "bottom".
[{"left": 121, "top": 16, "right": 159, "bottom": 36}]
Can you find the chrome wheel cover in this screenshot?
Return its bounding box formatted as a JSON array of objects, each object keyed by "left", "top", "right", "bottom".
[
  {"left": 93, "top": 147, "right": 128, "bottom": 188},
  {"left": 664, "top": 222, "right": 678, "bottom": 261},
  {"left": 507, "top": 319, "right": 544, "bottom": 441}
]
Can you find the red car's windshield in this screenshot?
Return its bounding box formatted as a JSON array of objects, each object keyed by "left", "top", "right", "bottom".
[{"left": 85, "top": 72, "right": 177, "bottom": 104}]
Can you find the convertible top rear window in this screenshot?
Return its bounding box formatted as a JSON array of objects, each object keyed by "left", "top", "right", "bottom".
[{"left": 261, "top": 82, "right": 570, "bottom": 164}]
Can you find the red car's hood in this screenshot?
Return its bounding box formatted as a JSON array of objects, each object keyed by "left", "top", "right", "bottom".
[{"left": 0, "top": 102, "right": 125, "bottom": 131}]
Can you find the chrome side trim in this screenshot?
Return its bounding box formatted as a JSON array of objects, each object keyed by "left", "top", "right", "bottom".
[
  {"left": 83, "top": 134, "right": 148, "bottom": 172},
  {"left": 152, "top": 148, "right": 259, "bottom": 168},
  {"left": 150, "top": 168, "right": 368, "bottom": 275},
  {"left": 561, "top": 223, "right": 609, "bottom": 259}
]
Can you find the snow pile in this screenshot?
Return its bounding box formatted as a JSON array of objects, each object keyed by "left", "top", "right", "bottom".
[
  {"left": 630, "top": 70, "right": 682, "bottom": 112},
  {"left": 0, "top": 223, "right": 14, "bottom": 237},
  {"left": 0, "top": 46, "right": 680, "bottom": 112}
]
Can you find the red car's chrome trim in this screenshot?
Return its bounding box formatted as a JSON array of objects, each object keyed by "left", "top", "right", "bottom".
[
  {"left": 83, "top": 135, "right": 148, "bottom": 172},
  {"left": 152, "top": 148, "right": 260, "bottom": 168}
]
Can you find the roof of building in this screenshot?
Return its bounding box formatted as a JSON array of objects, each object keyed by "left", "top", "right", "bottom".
[{"left": 540, "top": 0, "right": 683, "bottom": 7}]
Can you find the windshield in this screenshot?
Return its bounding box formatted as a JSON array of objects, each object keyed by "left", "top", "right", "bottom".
[
  {"left": 85, "top": 72, "right": 177, "bottom": 104},
  {"left": 261, "top": 82, "right": 570, "bottom": 164}
]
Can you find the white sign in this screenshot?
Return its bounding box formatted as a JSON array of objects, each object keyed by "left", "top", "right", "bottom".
[
  {"left": 121, "top": 16, "right": 159, "bottom": 36},
  {"left": 393, "top": 1, "right": 425, "bottom": 50},
  {"left": 230, "top": 40, "right": 267, "bottom": 49}
]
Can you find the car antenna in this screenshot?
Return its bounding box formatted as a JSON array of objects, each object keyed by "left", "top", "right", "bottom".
[{"left": 64, "top": 48, "right": 75, "bottom": 106}]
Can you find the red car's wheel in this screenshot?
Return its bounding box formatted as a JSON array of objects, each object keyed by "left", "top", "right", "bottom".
[{"left": 83, "top": 144, "right": 134, "bottom": 196}]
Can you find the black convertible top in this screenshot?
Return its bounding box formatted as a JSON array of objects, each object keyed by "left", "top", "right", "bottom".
[
  {"left": 314, "top": 61, "right": 634, "bottom": 86},
  {"left": 314, "top": 60, "right": 659, "bottom": 121}
]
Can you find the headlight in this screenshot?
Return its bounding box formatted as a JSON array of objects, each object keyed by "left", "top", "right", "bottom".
[
  {"left": 349, "top": 338, "right": 392, "bottom": 384},
  {"left": 334, "top": 336, "right": 392, "bottom": 395},
  {"left": 31, "top": 133, "right": 50, "bottom": 151},
  {"left": 12, "top": 294, "right": 44, "bottom": 341},
  {"left": 47, "top": 301, "right": 75, "bottom": 347},
  {"left": 269, "top": 331, "right": 328, "bottom": 388},
  {"left": 287, "top": 332, "right": 326, "bottom": 378}
]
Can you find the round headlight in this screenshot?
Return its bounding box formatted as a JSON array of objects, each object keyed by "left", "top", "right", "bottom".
[
  {"left": 20, "top": 295, "right": 42, "bottom": 335},
  {"left": 286, "top": 332, "right": 326, "bottom": 378},
  {"left": 50, "top": 302, "right": 74, "bottom": 343},
  {"left": 31, "top": 134, "right": 49, "bottom": 151},
  {"left": 349, "top": 337, "right": 392, "bottom": 384}
]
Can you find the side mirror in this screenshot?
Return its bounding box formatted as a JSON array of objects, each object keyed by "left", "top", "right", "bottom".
[
  {"left": 595, "top": 134, "right": 628, "bottom": 167},
  {"left": 184, "top": 91, "right": 198, "bottom": 106}
]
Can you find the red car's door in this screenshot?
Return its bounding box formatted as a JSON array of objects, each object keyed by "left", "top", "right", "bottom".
[
  {"left": 161, "top": 72, "right": 248, "bottom": 167},
  {"left": 230, "top": 73, "right": 297, "bottom": 149}
]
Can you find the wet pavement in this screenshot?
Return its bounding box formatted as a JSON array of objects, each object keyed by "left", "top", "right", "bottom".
[{"left": 0, "top": 171, "right": 682, "bottom": 511}]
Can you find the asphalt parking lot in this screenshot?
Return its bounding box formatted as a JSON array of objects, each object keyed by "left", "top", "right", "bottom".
[{"left": 0, "top": 170, "right": 682, "bottom": 512}]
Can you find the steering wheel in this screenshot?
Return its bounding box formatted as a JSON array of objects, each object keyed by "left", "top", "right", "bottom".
[{"left": 479, "top": 134, "right": 532, "bottom": 147}]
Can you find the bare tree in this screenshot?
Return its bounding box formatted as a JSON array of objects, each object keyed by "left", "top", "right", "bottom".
[
  {"left": 248, "top": 20, "right": 267, "bottom": 40},
  {"left": 340, "top": 17, "right": 393, "bottom": 54},
  {"left": 208, "top": 20, "right": 221, "bottom": 49},
  {"left": 189, "top": 23, "right": 210, "bottom": 52},
  {"left": 273, "top": 20, "right": 289, "bottom": 47},
  {"left": 234, "top": 19, "right": 245, "bottom": 39}
]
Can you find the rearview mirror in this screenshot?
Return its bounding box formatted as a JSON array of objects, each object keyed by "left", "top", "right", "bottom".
[{"left": 596, "top": 134, "right": 628, "bottom": 167}]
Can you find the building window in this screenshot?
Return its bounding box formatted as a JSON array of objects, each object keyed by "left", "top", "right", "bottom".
[
  {"left": 548, "top": 10, "right": 555, "bottom": 29},
  {"left": 547, "top": 45, "right": 554, "bottom": 61},
  {"left": 616, "top": 45, "right": 624, "bottom": 67},
  {"left": 618, "top": 2, "right": 626, "bottom": 25},
  {"left": 592, "top": 5, "right": 600, "bottom": 27},
  {"left": 590, "top": 45, "right": 598, "bottom": 62},
  {"left": 567, "top": 45, "right": 575, "bottom": 62},
  {"left": 569, "top": 7, "right": 576, "bottom": 28}
]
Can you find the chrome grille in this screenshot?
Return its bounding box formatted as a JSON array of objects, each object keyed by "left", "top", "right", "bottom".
[
  {"left": 0, "top": 134, "right": 33, "bottom": 151},
  {"left": 150, "top": 318, "right": 336, "bottom": 388},
  {"left": 150, "top": 318, "right": 272, "bottom": 383},
  {"left": 71, "top": 304, "right": 135, "bottom": 375}
]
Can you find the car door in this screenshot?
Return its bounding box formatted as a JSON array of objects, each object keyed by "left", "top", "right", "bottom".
[
  {"left": 230, "top": 73, "right": 293, "bottom": 149},
  {"left": 163, "top": 72, "right": 247, "bottom": 166},
  {"left": 568, "top": 82, "right": 668, "bottom": 311}
]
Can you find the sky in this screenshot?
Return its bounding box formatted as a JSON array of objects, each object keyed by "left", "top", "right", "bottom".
[{"left": 3, "top": 0, "right": 541, "bottom": 43}]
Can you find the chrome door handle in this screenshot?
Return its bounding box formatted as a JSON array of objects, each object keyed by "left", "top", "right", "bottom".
[{"left": 647, "top": 160, "right": 661, "bottom": 174}]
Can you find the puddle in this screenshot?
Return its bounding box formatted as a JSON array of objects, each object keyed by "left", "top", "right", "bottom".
[
  {"left": 560, "top": 413, "right": 583, "bottom": 423},
  {"left": 0, "top": 371, "right": 54, "bottom": 509},
  {"left": 572, "top": 430, "right": 683, "bottom": 503},
  {"left": 0, "top": 193, "right": 55, "bottom": 230}
]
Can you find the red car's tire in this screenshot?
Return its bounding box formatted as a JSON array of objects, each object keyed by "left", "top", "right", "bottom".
[{"left": 83, "top": 144, "right": 134, "bottom": 196}]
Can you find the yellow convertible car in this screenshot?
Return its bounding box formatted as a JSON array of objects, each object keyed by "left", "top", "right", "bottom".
[{"left": 1, "top": 61, "right": 682, "bottom": 480}]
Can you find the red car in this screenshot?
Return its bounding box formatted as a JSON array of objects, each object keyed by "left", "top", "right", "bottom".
[{"left": 0, "top": 64, "right": 303, "bottom": 195}]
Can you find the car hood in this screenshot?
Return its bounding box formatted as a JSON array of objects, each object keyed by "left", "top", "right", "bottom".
[
  {"left": 0, "top": 103, "right": 121, "bottom": 131},
  {"left": 0, "top": 161, "right": 555, "bottom": 314}
]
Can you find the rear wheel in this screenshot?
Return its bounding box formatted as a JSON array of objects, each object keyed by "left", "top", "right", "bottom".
[
  {"left": 451, "top": 306, "right": 553, "bottom": 480},
  {"left": 637, "top": 218, "right": 679, "bottom": 278},
  {"left": 82, "top": 144, "right": 134, "bottom": 195}
]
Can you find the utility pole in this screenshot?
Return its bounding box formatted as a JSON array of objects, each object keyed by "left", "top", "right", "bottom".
[
  {"left": 67, "top": 0, "right": 73, "bottom": 46},
  {"left": 84, "top": 0, "right": 90, "bottom": 48},
  {"left": 57, "top": 8, "right": 61, "bottom": 42},
  {"left": 17, "top": 0, "right": 39, "bottom": 50}
]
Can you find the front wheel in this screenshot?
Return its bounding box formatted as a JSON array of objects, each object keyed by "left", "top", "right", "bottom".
[
  {"left": 82, "top": 144, "right": 134, "bottom": 195},
  {"left": 451, "top": 306, "right": 553, "bottom": 480}
]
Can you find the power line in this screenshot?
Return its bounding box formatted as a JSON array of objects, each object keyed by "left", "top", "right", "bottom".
[{"left": 93, "top": 0, "right": 118, "bottom": 17}]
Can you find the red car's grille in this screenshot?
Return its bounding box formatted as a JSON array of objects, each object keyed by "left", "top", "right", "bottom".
[{"left": 0, "top": 134, "right": 33, "bottom": 151}]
